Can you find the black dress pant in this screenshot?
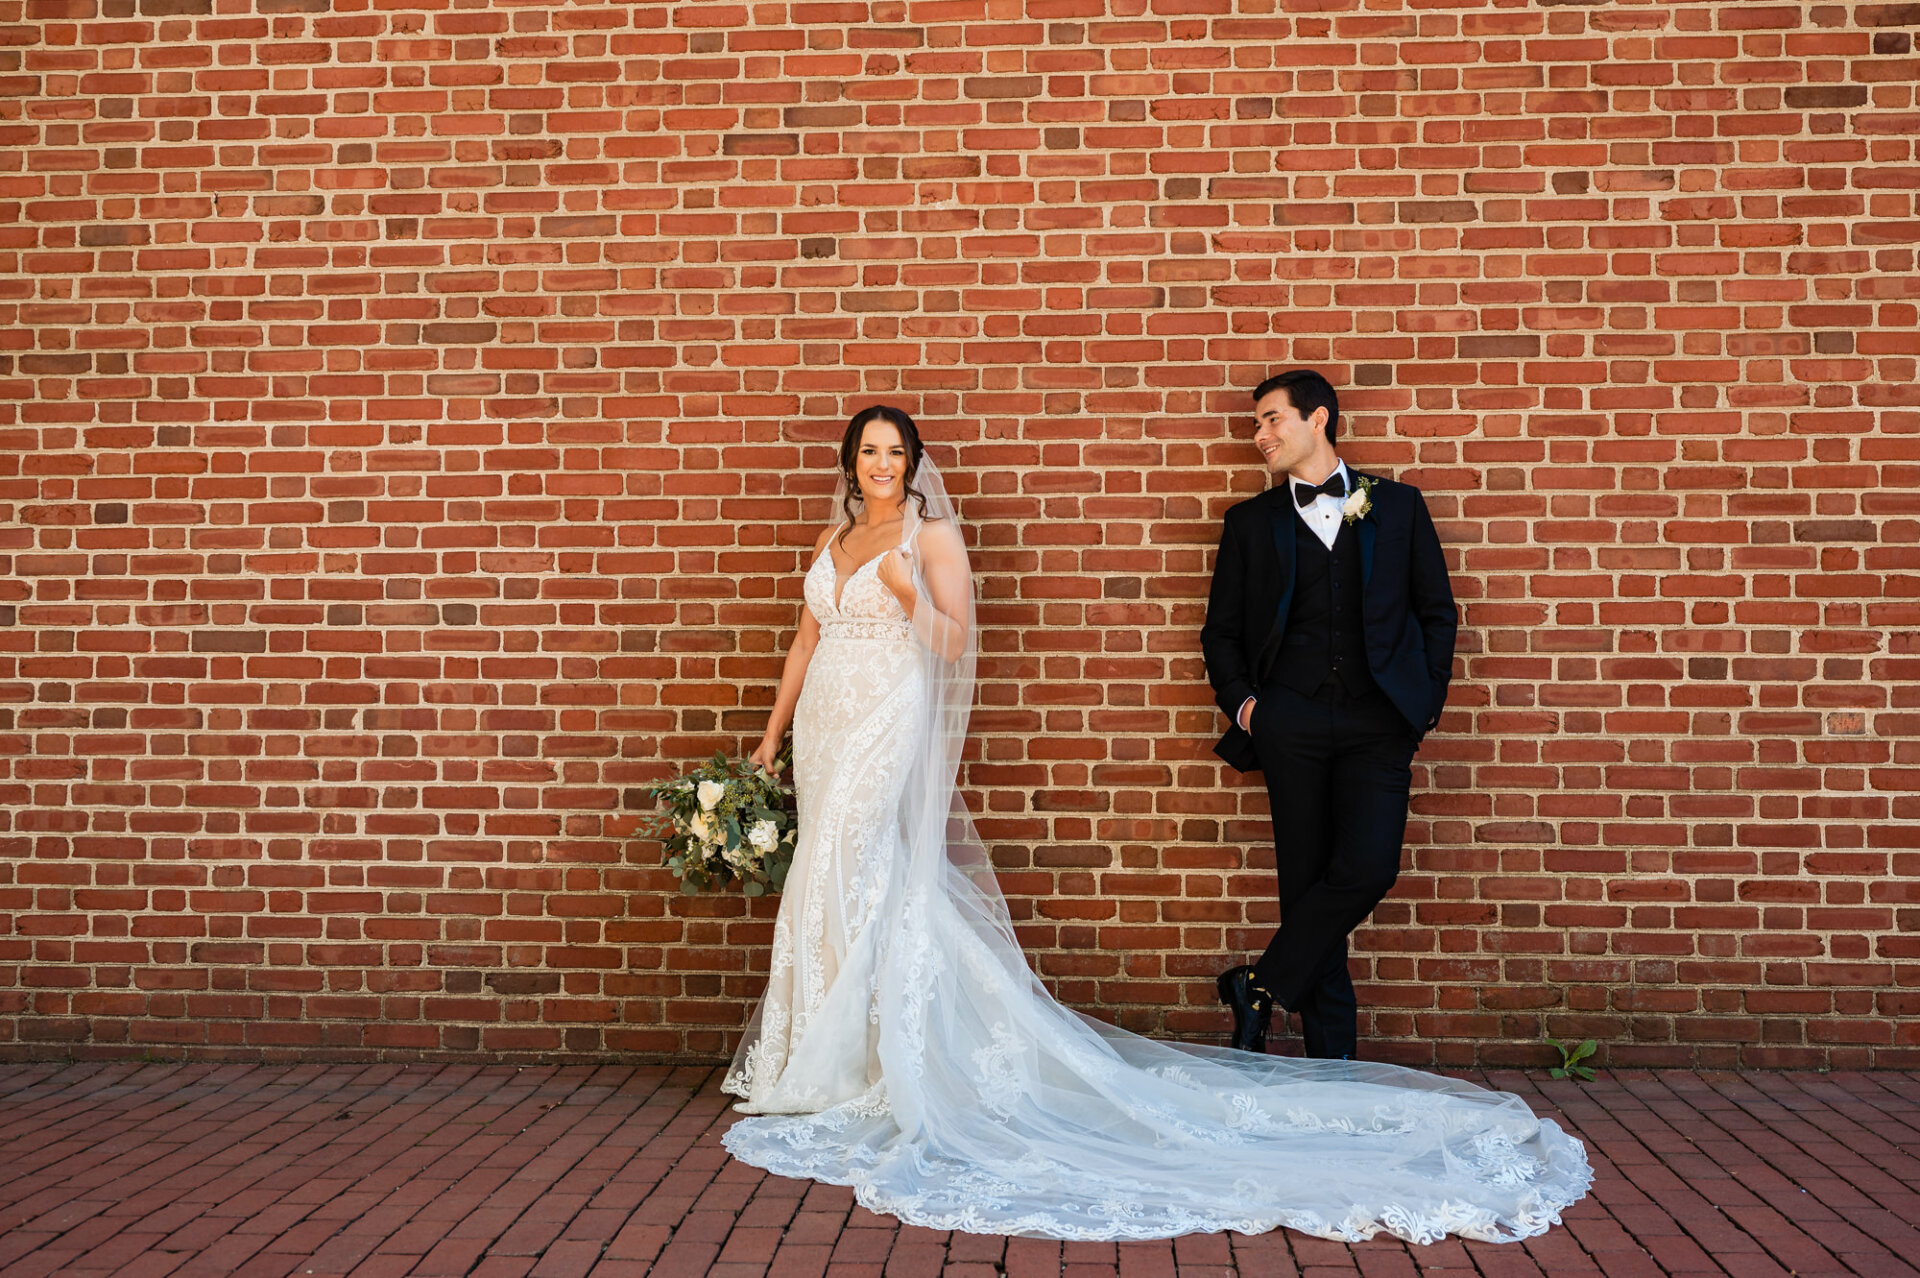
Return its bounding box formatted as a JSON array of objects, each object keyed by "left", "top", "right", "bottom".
[{"left": 1248, "top": 679, "right": 1417, "bottom": 1059}]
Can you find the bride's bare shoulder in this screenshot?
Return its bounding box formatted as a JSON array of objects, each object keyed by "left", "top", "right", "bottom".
[{"left": 912, "top": 515, "right": 967, "bottom": 560}]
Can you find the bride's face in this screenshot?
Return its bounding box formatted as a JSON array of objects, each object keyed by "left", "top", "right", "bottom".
[{"left": 854, "top": 421, "right": 911, "bottom": 509}]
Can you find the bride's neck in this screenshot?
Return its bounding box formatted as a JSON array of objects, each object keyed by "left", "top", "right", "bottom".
[{"left": 859, "top": 498, "right": 908, "bottom": 525}]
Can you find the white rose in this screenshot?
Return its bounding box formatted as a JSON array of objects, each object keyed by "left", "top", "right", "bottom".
[
  {"left": 748, "top": 820, "right": 778, "bottom": 853},
  {"left": 1340, "top": 490, "right": 1367, "bottom": 520},
  {"left": 689, "top": 812, "right": 717, "bottom": 844},
  {"left": 721, "top": 843, "right": 747, "bottom": 868},
  {"left": 696, "top": 779, "right": 725, "bottom": 811}
]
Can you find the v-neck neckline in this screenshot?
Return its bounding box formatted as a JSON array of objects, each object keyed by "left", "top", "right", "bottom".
[{"left": 826, "top": 522, "right": 905, "bottom": 613}]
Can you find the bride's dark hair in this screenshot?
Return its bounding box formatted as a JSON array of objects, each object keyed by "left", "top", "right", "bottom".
[{"left": 838, "top": 404, "right": 931, "bottom": 540}]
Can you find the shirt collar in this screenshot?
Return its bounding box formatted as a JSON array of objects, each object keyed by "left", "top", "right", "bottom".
[{"left": 1289, "top": 457, "right": 1349, "bottom": 504}]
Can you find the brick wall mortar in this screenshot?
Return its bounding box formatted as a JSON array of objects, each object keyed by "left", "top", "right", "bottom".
[{"left": 1, "top": 0, "right": 1917, "bottom": 1069}]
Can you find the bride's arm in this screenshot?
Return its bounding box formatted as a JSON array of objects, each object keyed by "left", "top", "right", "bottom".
[
  {"left": 878, "top": 519, "right": 970, "bottom": 663},
  {"left": 748, "top": 534, "right": 829, "bottom": 775}
]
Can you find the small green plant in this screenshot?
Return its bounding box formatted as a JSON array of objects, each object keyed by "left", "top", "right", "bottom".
[{"left": 1547, "top": 1037, "right": 1598, "bottom": 1082}]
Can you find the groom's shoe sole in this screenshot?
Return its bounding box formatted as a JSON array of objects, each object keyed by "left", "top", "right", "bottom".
[{"left": 1216, "top": 966, "right": 1272, "bottom": 1054}]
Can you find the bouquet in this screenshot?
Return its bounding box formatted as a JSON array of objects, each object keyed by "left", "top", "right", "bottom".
[{"left": 647, "top": 745, "right": 796, "bottom": 896}]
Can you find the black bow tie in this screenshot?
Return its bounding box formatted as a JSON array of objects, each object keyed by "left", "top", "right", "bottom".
[{"left": 1293, "top": 471, "right": 1346, "bottom": 507}]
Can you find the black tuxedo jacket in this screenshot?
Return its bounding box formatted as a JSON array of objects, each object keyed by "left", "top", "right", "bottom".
[{"left": 1200, "top": 471, "right": 1459, "bottom": 773}]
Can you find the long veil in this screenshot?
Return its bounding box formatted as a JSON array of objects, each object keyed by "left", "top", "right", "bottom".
[{"left": 722, "top": 450, "right": 1593, "bottom": 1243}]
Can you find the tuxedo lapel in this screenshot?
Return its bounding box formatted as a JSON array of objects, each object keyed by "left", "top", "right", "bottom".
[
  {"left": 1263, "top": 492, "right": 1296, "bottom": 641},
  {"left": 1359, "top": 507, "right": 1375, "bottom": 588},
  {"left": 1351, "top": 469, "right": 1376, "bottom": 589}
]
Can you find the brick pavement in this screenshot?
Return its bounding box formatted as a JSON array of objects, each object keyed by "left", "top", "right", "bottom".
[{"left": 0, "top": 1062, "right": 1915, "bottom": 1277}]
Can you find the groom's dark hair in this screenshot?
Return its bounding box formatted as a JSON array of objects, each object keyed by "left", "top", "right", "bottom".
[{"left": 1252, "top": 370, "right": 1339, "bottom": 444}]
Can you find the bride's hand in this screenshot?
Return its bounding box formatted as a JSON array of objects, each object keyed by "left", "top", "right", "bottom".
[
  {"left": 875, "top": 544, "right": 915, "bottom": 602},
  {"left": 747, "top": 736, "right": 782, "bottom": 777}
]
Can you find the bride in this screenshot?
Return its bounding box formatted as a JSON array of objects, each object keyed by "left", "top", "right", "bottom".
[{"left": 721, "top": 405, "right": 1592, "bottom": 1243}]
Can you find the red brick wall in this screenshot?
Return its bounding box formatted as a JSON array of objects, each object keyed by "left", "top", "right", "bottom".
[{"left": 3, "top": 0, "right": 1917, "bottom": 1069}]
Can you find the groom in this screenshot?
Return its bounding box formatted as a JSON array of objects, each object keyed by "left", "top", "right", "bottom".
[{"left": 1200, "top": 370, "right": 1458, "bottom": 1060}]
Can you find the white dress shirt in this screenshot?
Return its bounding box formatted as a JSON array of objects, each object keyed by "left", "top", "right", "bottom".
[
  {"left": 1237, "top": 460, "right": 1351, "bottom": 731},
  {"left": 1291, "top": 458, "right": 1350, "bottom": 550}
]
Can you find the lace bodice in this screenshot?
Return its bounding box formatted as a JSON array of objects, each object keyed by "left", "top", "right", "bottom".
[{"left": 804, "top": 527, "right": 914, "bottom": 641}]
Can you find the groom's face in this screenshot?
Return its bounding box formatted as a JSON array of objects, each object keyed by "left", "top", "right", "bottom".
[{"left": 1252, "top": 389, "right": 1327, "bottom": 477}]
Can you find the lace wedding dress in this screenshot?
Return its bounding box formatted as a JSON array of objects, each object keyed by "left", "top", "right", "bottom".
[
  {"left": 721, "top": 459, "right": 1592, "bottom": 1244},
  {"left": 722, "top": 522, "right": 928, "bottom": 1115}
]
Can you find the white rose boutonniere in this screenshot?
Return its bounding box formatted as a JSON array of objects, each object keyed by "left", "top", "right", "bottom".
[{"left": 1341, "top": 475, "right": 1377, "bottom": 526}]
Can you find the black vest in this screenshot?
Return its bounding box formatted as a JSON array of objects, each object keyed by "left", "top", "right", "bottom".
[{"left": 1269, "top": 511, "right": 1378, "bottom": 697}]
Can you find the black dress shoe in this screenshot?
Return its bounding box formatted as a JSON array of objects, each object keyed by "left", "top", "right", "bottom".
[{"left": 1216, "top": 965, "right": 1274, "bottom": 1054}]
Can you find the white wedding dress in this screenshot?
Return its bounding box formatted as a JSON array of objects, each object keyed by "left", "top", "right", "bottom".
[{"left": 722, "top": 464, "right": 1592, "bottom": 1244}]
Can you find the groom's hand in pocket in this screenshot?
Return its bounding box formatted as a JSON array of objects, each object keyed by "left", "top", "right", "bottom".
[{"left": 1237, "top": 697, "right": 1256, "bottom": 733}]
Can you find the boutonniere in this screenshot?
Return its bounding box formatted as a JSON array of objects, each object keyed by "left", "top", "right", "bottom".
[{"left": 1340, "top": 474, "right": 1377, "bottom": 525}]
